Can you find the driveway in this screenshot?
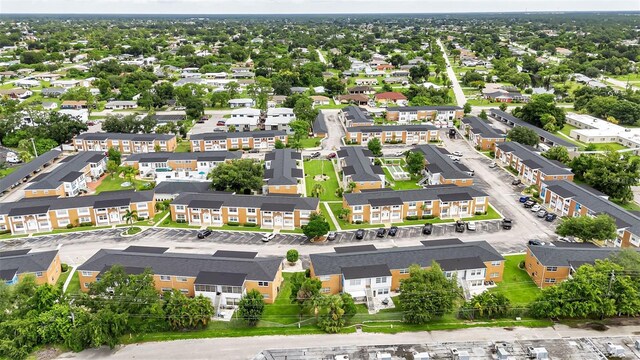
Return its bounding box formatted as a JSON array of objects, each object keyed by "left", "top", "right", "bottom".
[
  {"left": 319, "top": 109, "right": 344, "bottom": 152},
  {"left": 437, "top": 38, "right": 466, "bottom": 107}
]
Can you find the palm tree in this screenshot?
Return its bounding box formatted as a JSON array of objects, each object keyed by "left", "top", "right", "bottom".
[
  {"left": 120, "top": 166, "right": 138, "bottom": 183},
  {"left": 107, "top": 160, "right": 120, "bottom": 179},
  {"left": 123, "top": 209, "right": 138, "bottom": 225},
  {"left": 311, "top": 183, "right": 324, "bottom": 198}
]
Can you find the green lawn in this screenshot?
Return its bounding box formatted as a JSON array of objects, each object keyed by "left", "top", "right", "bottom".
[
  {"left": 304, "top": 160, "right": 341, "bottom": 201},
  {"left": 587, "top": 143, "right": 627, "bottom": 151},
  {"left": 489, "top": 255, "right": 541, "bottom": 306},
  {"left": 152, "top": 209, "right": 170, "bottom": 225},
  {"left": 95, "top": 176, "right": 154, "bottom": 194},
  {"left": 558, "top": 124, "right": 579, "bottom": 138},
  {"left": 382, "top": 167, "right": 422, "bottom": 190},
  {"left": 298, "top": 137, "right": 323, "bottom": 149},
  {"left": 0, "top": 167, "right": 17, "bottom": 179},
  {"left": 262, "top": 273, "right": 308, "bottom": 325},
  {"left": 158, "top": 219, "right": 200, "bottom": 229},
  {"left": 319, "top": 203, "right": 337, "bottom": 231},
  {"left": 65, "top": 271, "right": 82, "bottom": 295},
  {"left": 126, "top": 227, "right": 143, "bottom": 235},
  {"left": 612, "top": 199, "right": 640, "bottom": 211},
  {"left": 175, "top": 140, "right": 191, "bottom": 152},
  {"left": 56, "top": 267, "right": 72, "bottom": 289}
]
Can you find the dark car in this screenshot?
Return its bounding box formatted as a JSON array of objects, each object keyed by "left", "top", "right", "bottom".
[
  {"left": 523, "top": 200, "right": 535, "bottom": 208},
  {"left": 512, "top": 179, "right": 522, "bottom": 186},
  {"left": 501, "top": 218, "right": 513, "bottom": 230},
  {"left": 519, "top": 196, "right": 530, "bottom": 203},
  {"left": 355, "top": 229, "right": 365, "bottom": 240},
  {"left": 422, "top": 223, "right": 433, "bottom": 235},
  {"left": 454, "top": 220, "right": 465, "bottom": 233},
  {"left": 528, "top": 239, "right": 544, "bottom": 246},
  {"left": 87, "top": 121, "right": 96, "bottom": 126},
  {"left": 388, "top": 226, "right": 398, "bottom": 236},
  {"left": 545, "top": 213, "right": 557, "bottom": 222},
  {"left": 197, "top": 229, "right": 212, "bottom": 239},
  {"left": 326, "top": 153, "right": 337, "bottom": 159},
  {"left": 198, "top": 116, "right": 208, "bottom": 123},
  {"left": 376, "top": 228, "right": 387, "bottom": 238},
  {"left": 311, "top": 152, "right": 321, "bottom": 158},
  {"left": 326, "top": 231, "right": 337, "bottom": 241}
]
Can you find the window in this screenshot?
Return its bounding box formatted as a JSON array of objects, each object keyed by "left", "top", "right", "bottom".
[
  {"left": 161, "top": 288, "right": 172, "bottom": 292},
  {"left": 349, "top": 279, "right": 361, "bottom": 286},
  {"left": 319, "top": 275, "right": 331, "bottom": 281},
  {"left": 353, "top": 205, "right": 362, "bottom": 213},
  {"left": 177, "top": 277, "right": 188, "bottom": 282},
  {"left": 258, "top": 281, "right": 269, "bottom": 287},
  {"left": 544, "top": 278, "right": 557, "bottom": 283},
  {"left": 469, "top": 269, "right": 483, "bottom": 276},
  {"left": 546, "top": 266, "right": 558, "bottom": 272},
  {"left": 375, "top": 277, "right": 387, "bottom": 284},
  {"left": 35, "top": 271, "right": 43, "bottom": 277},
  {"left": 180, "top": 289, "right": 189, "bottom": 294},
  {"left": 229, "top": 216, "right": 239, "bottom": 223},
  {"left": 247, "top": 208, "right": 256, "bottom": 214},
  {"left": 262, "top": 294, "right": 270, "bottom": 299},
  {"left": 84, "top": 283, "right": 90, "bottom": 288},
  {"left": 81, "top": 271, "right": 93, "bottom": 276},
  {"left": 491, "top": 261, "right": 502, "bottom": 266},
  {"left": 228, "top": 207, "right": 238, "bottom": 214},
  {"left": 490, "top": 272, "right": 500, "bottom": 278},
  {"left": 160, "top": 275, "right": 171, "bottom": 281},
  {"left": 320, "top": 287, "right": 331, "bottom": 294},
  {"left": 399, "top": 268, "right": 410, "bottom": 274}
]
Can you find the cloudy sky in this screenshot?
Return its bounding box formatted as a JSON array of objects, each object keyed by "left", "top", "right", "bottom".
[{"left": 1, "top": 0, "right": 637, "bottom": 14}]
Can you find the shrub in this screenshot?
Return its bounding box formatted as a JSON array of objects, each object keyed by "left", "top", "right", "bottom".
[
  {"left": 66, "top": 224, "right": 74, "bottom": 229},
  {"left": 305, "top": 268, "right": 311, "bottom": 278},
  {"left": 79, "top": 222, "right": 93, "bottom": 227},
  {"left": 354, "top": 220, "right": 362, "bottom": 224},
  {"left": 164, "top": 219, "right": 170, "bottom": 225},
  {"left": 474, "top": 211, "right": 483, "bottom": 216},
  {"left": 243, "top": 222, "right": 257, "bottom": 227},
  {"left": 489, "top": 151, "right": 495, "bottom": 157},
  {"left": 176, "top": 219, "right": 186, "bottom": 224},
  {"left": 422, "top": 215, "right": 435, "bottom": 219},
  {"left": 229, "top": 147, "right": 239, "bottom": 151},
  {"left": 227, "top": 222, "right": 240, "bottom": 226},
  {"left": 61, "top": 263, "right": 69, "bottom": 272},
  {"left": 242, "top": 147, "right": 251, "bottom": 151},
  {"left": 405, "top": 215, "right": 419, "bottom": 221},
  {"left": 518, "top": 260, "right": 525, "bottom": 269},
  {"left": 0, "top": 230, "right": 10, "bottom": 235},
  {"left": 286, "top": 249, "right": 299, "bottom": 263}
]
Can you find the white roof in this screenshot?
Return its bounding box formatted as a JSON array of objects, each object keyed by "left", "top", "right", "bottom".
[
  {"left": 228, "top": 98, "right": 254, "bottom": 104},
  {"left": 267, "top": 107, "right": 294, "bottom": 115},
  {"left": 226, "top": 117, "right": 259, "bottom": 126},
  {"left": 231, "top": 108, "right": 261, "bottom": 116},
  {"left": 567, "top": 113, "right": 640, "bottom": 146}
]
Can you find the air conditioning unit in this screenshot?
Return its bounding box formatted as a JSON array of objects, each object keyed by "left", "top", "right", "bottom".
[
  {"left": 527, "top": 346, "right": 548, "bottom": 359},
  {"left": 414, "top": 352, "right": 430, "bottom": 360},
  {"left": 606, "top": 342, "right": 625, "bottom": 357}
]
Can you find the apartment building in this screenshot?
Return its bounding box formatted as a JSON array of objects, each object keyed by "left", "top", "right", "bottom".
[
  {"left": 0, "top": 190, "right": 155, "bottom": 235},
  {"left": 78, "top": 246, "right": 283, "bottom": 305},
  {"left": 385, "top": 106, "right": 464, "bottom": 124},
  {"left": 346, "top": 125, "right": 440, "bottom": 145},
  {"left": 414, "top": 145, "right": 474, "bottom": 186},
  {"left": 489, "top": 109, "right": 579, "bottom": 152},
  {"left": 170, "top": 192, "right": 319, "bottom": 230},
  {"left": 460, "top": 117, "right": 506, "bottom": 150},
  {"left": 495, "top": 142, "right": 574, "bottom": 187},
  {"left": 264, "top": 108, "right": 296, "bottom": 133},
  {"left": 0, "top": 149, "right": 62, "bottom": 196},
  {"left": 339, "top": 106, "right": 374, "bottom": 127},
  {"left": 226, "top": 108, "right": 261, "bottom": 132},
  {"left": 74, "top": 133, "right": 177, "bottom": 154},
  {"left": 122, "top": 151, "right": 241, "bottom": 184},
  {"left": 540, "top": 180, "right": 640, "bottom": 248},
  {"left": 342, "top": 186, "right": 489, "bottom": 224},
  {"left": 263, "top": 149, "right": 304, "bottom": 195},
  {"left": 336, "top": 147, "right": 386, "bottom": 192},
  {"left": 525, "top": 243, "right": 618, "bottom": 288},
  {"left": 310, "top": 239, "right": 504, "bottom": 300},
  {"left": 0, "top": 249, "right": 61, "bottom": 286},
  {"left": 190, "top": 131, "right": 287, "bottom": 152},
  {"left": 24, "top": 151, "right": 107, "bottom": 198}
]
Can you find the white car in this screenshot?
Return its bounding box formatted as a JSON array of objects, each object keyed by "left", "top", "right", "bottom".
[
  {"left": 450, "top": 156, "right": 461, "bottom": 162},
  {"left": 261, "top": 233, "right": 276, "bottom": 242},
  {"left": 489, "top": 162, "right": 497, "bottom": 168},
  {"left": 452, "top": 151, "right": 463, "bottom": 157},
  {"left": 530, "top": 204, "right": 542, "bottom": 212},
  {"left": 466, "top": 222, "right": 476, "bottom": 231}
]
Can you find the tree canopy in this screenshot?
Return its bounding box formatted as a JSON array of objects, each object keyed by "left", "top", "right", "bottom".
[{"left": 207, "top": 159, "right": 264, "bottom": 193}]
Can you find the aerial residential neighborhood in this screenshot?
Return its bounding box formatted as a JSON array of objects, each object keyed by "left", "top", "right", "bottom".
[{"left": 0, "top": 7, "right": 639, "bottom": 360}]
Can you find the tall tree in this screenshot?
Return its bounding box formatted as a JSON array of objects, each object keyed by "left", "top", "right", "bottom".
[
  {"left": 507, "top": 127, "right": 539, "bottom": 146},
  {"left": 237, "top": 289, "right": 265, "bottom": 326},
  {"left": 207, "top": 159, "right": 264, "bottom": 193},
  {"left": 367, "top": 138, "right": 382, "bottom": 156},
  {"left": 405, "top": 151, "right": 425, "bottom": 176},
  {"left": 316, "top": 295, "right": 346, "bottom": 333},
  {"left": 556, "top": 214, "right": 618, "bottom": 242}
]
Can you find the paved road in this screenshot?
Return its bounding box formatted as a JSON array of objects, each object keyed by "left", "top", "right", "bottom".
[
  {"left": 316, "top": 49, "right": 327, "bottom": 64},
  {"left": 603, "top": 76, "right": 639, "bottom": 91},
  {"left": 437, "top": 38, "right": 466, "bottom": 107},
  {"left": 320, "top": 109, "right": 344, "bottom": 151},
  {"left": 55, "top": 323, "right": 640, "bottom": 360}
]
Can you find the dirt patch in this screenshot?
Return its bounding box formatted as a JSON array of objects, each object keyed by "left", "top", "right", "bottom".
[
  {"left": 313, "top": 174, "right": 330, "bottom": 182},
  {"left": 584, "top": 322, "right": 609, "bottom": 331},
  {"left": 503, "top": 327, "right": 515, "bottom": 331},
  {"left": 33, "top": 346, "right": 62, "bottom": 360}
]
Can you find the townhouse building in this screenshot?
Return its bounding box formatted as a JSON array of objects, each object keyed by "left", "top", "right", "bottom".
[
  {"left": 264, "top": 107, "right": 296, "bottom": 133},
  {"left": 78, "top": 246, "right": 283, "bottom": 306},
  {"left": 489, "top": 109, "right": 579, "bottom": 151},
  {"left": 346, "top": 125, "right": 440, "bottom": 145},
  {"left": 343, "top": 186, "right": 489, "bottom": 224},
  {"left": 460, "top": 116, "right": 506, "bottom": 151},
  {"left": 525, "top": 243, "right": 619, "bottom": 288},
  {"left": 0, "top": 249, "right": 62, "bottom": 286},
  {"left": 123, "top": 151, "right": 241, "bottom": 184},
  {"left": 339, "top": 106, "right": 374, "bottom": 127},
  {"left": 336, "top": 147, "right": 386, "bottom": 192},
  {"left": 310, "top": 239, "right": 504, "bottom": 301},
  {"left": 104, "top": 101, "right": 137, "bottom": 110},
  {"left": 495, "top": 142, "right": 574, "bottom": 187},
  {"left": 540, "top": 180, "right": 640, "bottom": 248},
  {"left": 414, "top": 145, "right": 474, "bottom": 186},
  {"left": 74, "top": 133, "right": 177, "bottom": 154},
  {"left": 170, "top": 192, "right": 319, "bottom": 230},
  {"left": 24, "top": 151, "right": 107, "bottom": 198},
  {"left": 226, "top": 108, "right": 261, "bottom": 132},
  {"left": 0, "top": 190, "right": 155, "bottom": 235},
  {"left": 385, "top": 106, "right": 464, "bottom": 124},
  {"left": 312, "top": 113, "right": 328, "bottom": 138},
  {"left": 190, "top": 131, "right": 287, "bottom": 152},
  {"left": 263, "top": 149, "right": 304, "bottom": 195}
]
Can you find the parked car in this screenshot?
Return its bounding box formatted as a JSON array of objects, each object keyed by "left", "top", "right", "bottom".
[
  {"left": 523, "top": 200, "right": 535, "bottom": 208},
  {"left": 376, "top": 228, "right": 387, "bottom": 238},
  {"left": 501, "top": 218, "right": 513, "bottom": 230},
  {"left": 394, "top": 151, "right": 406, "bottom": 157},
  {"left": 198, "top": 116, "right": 208, "bottom": 123},
  {"left": 87, "top": 121, "right": 96, "bottom": 126},
  {"left": 489, "top": 162, "right": 497, "bottom": 168},
  {"left": 519, "top": 196, "right": 530, "bottom": 203},
  {"left": 530, "top": 204, "right": 542, "bottom": 212},
  {"left": 512, "top": 179, "right": 522, "bottom": 186},
  {"left": 261, "top": 233, "right": 276, "bottom": 242},
  {"left": 466, "top": 222, "right": 476, "bottom": 231},
  {"left": 450, "top": 156, "right": 461, "bottom": 162},
  {"left": 326, "top": 152, "right": 336, "bottom": 159},
  {"left": 326, "top": 231, "right": 337, "bottom": 241},
  {"left": 452, "top": 151, "right": 463, "bottom": 157},
  {"left": 536, "top": 209, "right": 548, "bottom": 218},
  {"left": 454, "top": 220, "right": 465, "bottom": 233},
  {"left": 388, "top": 226, "right": 398, "bottom": 236},
  {"left": 310, "top": 152, "right": 321, "bottom": 158},
  {"left": 355, "top": 229, "right": 365, "bottom": 240},
  {"left": 216, "top": 120, "right": 226, "bottom": 126},
  {"left": 422, "top": 223, "right": 433, "bottom": 235},
  {"left": 545, "top": 213, "right": 557, "bottom": 222},
  {"left": 528, "top": 239, "right": 544, "bottom": 246},
  {"left": 196, "top": 229, "right": 212, "bottom": 239}
]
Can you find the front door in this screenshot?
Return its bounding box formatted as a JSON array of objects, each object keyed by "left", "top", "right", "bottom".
[
  {"left": 109, "top": 211, "right": 120, "bottom": 223},
  {"left": 274, "top": 215, "right": 283, "bottom": 228},
  {"left": 203, "top": 213, "right": 211, "bottom": 225},
  {"left": 381, "top": 210, "right": 390, "bottom": 221},
  {"left": 27, "top": 219, "right": 38, "bottom": 230}
]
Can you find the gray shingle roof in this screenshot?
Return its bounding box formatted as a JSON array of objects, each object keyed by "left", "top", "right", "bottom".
[
  {"left": 461, "top": 116, "right": 506, "bottom": 139},
  {"left": 347, "top": 124, "right": 438, "bottom": 133},
  {"left": 125, "top": 151, "right": 241, "bottom": 163},
  {"left": 0, "top": 249, "right": 59, "bottom": 280},
  {"left": 342, "top": 264, "right": 391, "bottom": 280},
  {"left": 341, "top": 106, "right": 373, "bottom": 125},
  {"left": 76, "top": 132, "right": 175, "bottom": 141},
  {"left": 414, "top": 145, "right": 472, "bottom": 180},
  {"left": 0, "top": 149, "right": 62, "bottom": 194},
  {"left": 312, "top": 113, "right": 328, "bottom": 135},
  {"left": 337, "top": 146, "right": 384, "bottom": 182},
  {"left": 264, "top": 149, "right": 303, "bottom": 186},
  {"left": 310, "top": 241, "right": 503, "bottom": 276},
  {"left": 190, "top": 130, "right": 286, "bottom": 141},
  {"left": 79, "top": 248, "right": 283, "bottom": 282},
  {"left": 489, "top": 109, "right": 577, "bottom": 149},
  {"left": 343, "top": 185, "right": 487, "bottom": 206},
  {"left": 26, "top": 151, "right": 106, "bottom": 191},
  {"left": 496, "top": 142, "right": 573, "bottom": 176},
  {"left": 153, "top": 181, "right": 213, "bottom": 195},
  {"left": 172, "top": 192, "right": 319, "bottom": 211},
  {"left": 527, "top": 244, "right": 620, "bottom": 268}
]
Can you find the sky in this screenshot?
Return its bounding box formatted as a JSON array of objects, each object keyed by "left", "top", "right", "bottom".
[{"left": 1, "top": 0, "right": 638, "bottom": 14}]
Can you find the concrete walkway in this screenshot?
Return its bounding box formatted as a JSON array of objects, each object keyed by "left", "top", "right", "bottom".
[
  {"left": 62, "top": 265, "right": 77, "bottom": 293},
  {"left": 323, "top": 202, "right": 342, "bottom": 231},
  {"left": 437, "top": 38, "right": 466, "bottom": 107}
]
